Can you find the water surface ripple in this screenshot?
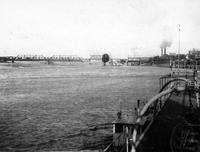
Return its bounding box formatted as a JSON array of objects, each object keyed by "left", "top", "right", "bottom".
[{"left": 0, "top": 63, "right": 169, "bottom": 151}]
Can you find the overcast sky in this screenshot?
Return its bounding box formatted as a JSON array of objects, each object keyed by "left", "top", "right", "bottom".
[{"left": 0, "top": 0, "right": 200, "bottom": 58}]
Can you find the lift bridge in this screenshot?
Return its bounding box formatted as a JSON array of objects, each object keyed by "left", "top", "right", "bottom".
[{"left": 0, "top": 55, "right": 83, "bottom": 63}]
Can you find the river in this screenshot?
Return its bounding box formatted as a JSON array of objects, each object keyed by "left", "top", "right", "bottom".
[{"left": 0, "top": 62, "right": 170, "bottom": 151}]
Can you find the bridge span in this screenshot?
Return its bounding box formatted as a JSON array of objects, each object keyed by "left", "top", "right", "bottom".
[{"left": 0, "top": 55, "right": 83, "bottom": 63}]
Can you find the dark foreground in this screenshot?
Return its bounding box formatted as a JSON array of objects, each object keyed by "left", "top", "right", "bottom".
[{"left": 137, "top": 91, "right": 200, "bottom": 152}]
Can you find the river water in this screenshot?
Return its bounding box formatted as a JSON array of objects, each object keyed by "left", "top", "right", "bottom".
[{"left": 0, "top": 62, "right": 169, "bottom": 151}]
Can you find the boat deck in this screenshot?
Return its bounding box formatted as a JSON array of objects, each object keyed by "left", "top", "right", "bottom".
[{"left": 136, "top": 91, "right": 200, "bottom": 152}]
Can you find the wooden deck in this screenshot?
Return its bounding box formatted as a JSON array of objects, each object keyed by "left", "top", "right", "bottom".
[{"left": 136, "top": 91, "right": 200, "bottom": 152}]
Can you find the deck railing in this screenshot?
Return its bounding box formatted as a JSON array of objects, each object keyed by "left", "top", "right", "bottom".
[
  {"left": 131, "top": 80, "right": 200, "bottom": 152},
  {"left": 129, "top": 67, "right": 199, "bottom": 152},
  {"left": 129, "top": 71, "right": 193, "bottom": 152},
  {"left": 157, "top": 77, "right": 190, "bottom": 114},
  {"left": 104, "top": 68, "right": 199, "bottom": 152},
  {"left": 131, "top": 87, "right": 188, "bottom": 152},
  {"left": 104, "top": 127, "right": 129, "bottom": 152},
  {"left": 157, "top": 69, "right": 197, "bottom": 113}
]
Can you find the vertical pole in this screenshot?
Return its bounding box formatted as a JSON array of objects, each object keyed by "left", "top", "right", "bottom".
[
  {"left": 178, "top": 25, "right": 181, "bottom": 75},
  {"left": 196, "top": 60, "right": 198, "bottom": 70},
  {"left": 193, "top": 66, "right": 200, "bottom": 107},
  {"left": 137, "top": 100, "right": 140, "bottom": 116},
  {"left": 126, "top": 127, "right": 129, "bottom": 152},
  {"left": 131, "top": 127, "right": 137, "bottom": 152},
  {"left": 196, "top": 92, "right": 199, "bottom": 108}
]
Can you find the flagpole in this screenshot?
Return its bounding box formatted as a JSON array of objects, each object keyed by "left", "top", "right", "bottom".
[{"left": 178, "top": 25, "right": 180, "bottom": 75}]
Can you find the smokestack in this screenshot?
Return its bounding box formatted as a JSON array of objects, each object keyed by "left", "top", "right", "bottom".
[
  {"left": 164, "top": 48, "right": 166, "bottom": 55},
  {"left": 160, "top": 39, "right": 172, "bottom": 56}
]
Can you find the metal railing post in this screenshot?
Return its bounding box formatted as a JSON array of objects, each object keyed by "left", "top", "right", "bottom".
[{"left": 126, "top": 127, "right": 129, "bottom": 152}]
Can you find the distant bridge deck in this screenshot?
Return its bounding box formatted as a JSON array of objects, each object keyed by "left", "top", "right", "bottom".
[{"left": 0, "top": 55, "right": 84, "bottom": 63}]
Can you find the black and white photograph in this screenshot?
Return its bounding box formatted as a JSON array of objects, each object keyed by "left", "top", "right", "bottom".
[{"left": 0, "top": 0, "right": 200, "bottom": 152}]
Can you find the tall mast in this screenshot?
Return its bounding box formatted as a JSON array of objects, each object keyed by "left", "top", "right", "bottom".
[{"left": 178, "top": 25, "right": 180, "bottom": 74}]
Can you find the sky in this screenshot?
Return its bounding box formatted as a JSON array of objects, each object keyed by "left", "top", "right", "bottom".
[{"left": 0, "top": 0, "right": 200, "bottom": 58}]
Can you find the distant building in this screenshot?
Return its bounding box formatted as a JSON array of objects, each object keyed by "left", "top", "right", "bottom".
[
  {"left": 169, "top": 53, "right": 176, "bottom": 56},
  {"left": 110, "top": 59, "right": 123, "bottom": 66},
  {"left": 0, "top": 56, "right": 14, "bottom": 62},
  {"left": 188, "top": 48, "right": 200, "bottom": 55},
  {"left": 188, "top": 48, "right": 200, "bottom": 60},
  {"left": 127, "top": 57, "right": 150, "bottom": 66}
]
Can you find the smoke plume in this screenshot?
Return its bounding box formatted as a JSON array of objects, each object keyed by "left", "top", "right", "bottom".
[{"left": 160, "top": 39, "right": 172, "bottom": 48}]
